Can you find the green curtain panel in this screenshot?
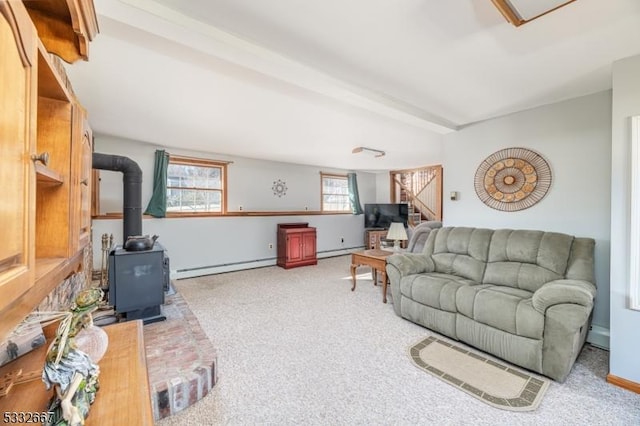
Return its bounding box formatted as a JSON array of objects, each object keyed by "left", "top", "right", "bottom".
[
  {"left": 144, "top": 150, "right": 169, "bottom": 217},
  {"left": 347, "top": 172, "right": 364, "bottom": 215}
]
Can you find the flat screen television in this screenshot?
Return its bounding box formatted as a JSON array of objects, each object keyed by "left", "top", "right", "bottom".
[{"left": 364, "top": 203, "right": 409, "bottom": 229}]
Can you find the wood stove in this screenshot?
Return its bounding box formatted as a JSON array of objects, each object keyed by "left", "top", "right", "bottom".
[{"left": 108, "top": 242, "right": 168, "bottom": 324}]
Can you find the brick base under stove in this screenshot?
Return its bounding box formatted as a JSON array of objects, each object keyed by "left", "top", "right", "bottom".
[{"left": 143, "top": 292, "right": 217, "bottom": 420}]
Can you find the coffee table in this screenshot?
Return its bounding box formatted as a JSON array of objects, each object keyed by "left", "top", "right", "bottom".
[{"left": 350, "top": 249, "right": 394, "bottom": 303}]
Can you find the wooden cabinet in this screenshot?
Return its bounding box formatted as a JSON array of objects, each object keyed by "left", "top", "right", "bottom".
[
  {"left": 277, "top": 223, "right": 317, "bottom": 269},
  {"left": 23, "top": 0, "right": 99, "bottom": 63},
  {"left": 0, "top": 0, "right": 98, "bottom": 342},
  {"left": 0, "top": 1, "right": 38, "bottom": 314}
]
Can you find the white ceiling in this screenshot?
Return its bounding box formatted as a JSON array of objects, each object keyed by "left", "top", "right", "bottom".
[{"left": 66, "top": 0, "right": 640, "bottom": 171}]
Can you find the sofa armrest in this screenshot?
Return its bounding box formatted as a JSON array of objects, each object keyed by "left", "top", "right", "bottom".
[
  {"left": 407, "top": 221, "right": 442, "bottom": 253},
  {"left": 532, "top": 279, "right": 596, "bottom": 314},
  {"left": 386, "top": 253, "right": 433, "bottom": 277}
]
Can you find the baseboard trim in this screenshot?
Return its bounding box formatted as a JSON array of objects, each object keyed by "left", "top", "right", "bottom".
[
  {"left": 586, "top": 324, "right": 610, "bottom": 350},
  {"left": 607, "top": 374, "right": 640, "bottom": 394}
]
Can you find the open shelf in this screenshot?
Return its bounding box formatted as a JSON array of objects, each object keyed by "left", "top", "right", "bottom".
[
  {"left": 37, "top": 43, "right": 71, "bottom": 102},
  {"left": 34, "top": 257, "right": 66, "bottom": 282},
  {"left": 35, "top": 162, "right": 64, "bottom": 186}
]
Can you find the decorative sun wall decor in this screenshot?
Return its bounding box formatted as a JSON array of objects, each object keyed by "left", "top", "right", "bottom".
[
  {"left": 272, "top": 179, "right": 287, "bottom": 197},
  {"left": 474, "top": 147, "right": 552, "bottom": 212}
]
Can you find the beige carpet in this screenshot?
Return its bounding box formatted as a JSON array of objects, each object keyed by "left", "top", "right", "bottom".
[
  {"left": 410, "top": 336, "right": 550, "bottom": 411},
  {"left": 158, "top": 255, "right": 640, "bottom": 425}
]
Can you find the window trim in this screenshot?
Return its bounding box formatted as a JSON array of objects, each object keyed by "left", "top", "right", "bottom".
[
  {"left": 166, "top": 154, "right": 229, "bottom": 216},
  {"left": 320, "top": 172, "right": 350, "bottom": 213}
]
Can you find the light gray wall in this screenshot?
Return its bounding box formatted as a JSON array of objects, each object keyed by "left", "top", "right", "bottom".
[
  {"left": 375, "top": 172, "right": 391, "bottom": 202},
  {"left": 610, "top": 54, "right": 640, "bottom": 383},
  {"left": 92, "top": 136, "right": 375, "bottom": 277},
  {"left": 442, "top": 91, "right": 612, "bottom": 337}
]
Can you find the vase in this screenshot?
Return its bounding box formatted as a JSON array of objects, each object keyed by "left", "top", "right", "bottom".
[{"left": 74, "top": 325, "right": 109, "bottom": 363}]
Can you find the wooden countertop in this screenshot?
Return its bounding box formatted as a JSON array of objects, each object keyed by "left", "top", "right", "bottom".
[{"left": 0, "top": 321, "right": 153, "bottom": 425}]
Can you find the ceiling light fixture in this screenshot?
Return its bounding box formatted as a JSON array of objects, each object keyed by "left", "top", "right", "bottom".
[
  {"left": 352, "top": 147, "right": 385, "bottom": 158},
  {"left": 491, "top": 0, "right": 577, "bottom": 27}
]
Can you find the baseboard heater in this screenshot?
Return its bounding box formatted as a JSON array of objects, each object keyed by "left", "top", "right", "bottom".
[
  {"left": 177, "top": 256, "right": 278, "bottom": 273},
  {"left": 175, "top": 246, "right": 364, "bottom": 279}
]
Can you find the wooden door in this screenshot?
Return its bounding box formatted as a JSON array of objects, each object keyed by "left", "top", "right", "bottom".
[
  {"left": 78, "top": 107, "right": 93, "bottom": 248},
  {"left": 302, "top": 230, "right": 316, "bottom": 261},
  {"left": 70, "top": 104, "right": 92, "bottom": 251},
  {"left": 79, "top": 119, "right": 92, "bottom": 247},
  {"left": 0, "top": 2, "right": 37, "bottom": 315},
  {"left": 287, "top": 232, "right": 303, "bottom": 263}
]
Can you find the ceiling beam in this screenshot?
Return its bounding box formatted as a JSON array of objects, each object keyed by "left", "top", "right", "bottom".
[{"left": 99, "top": 0, "right": 458, "bottom": 134}]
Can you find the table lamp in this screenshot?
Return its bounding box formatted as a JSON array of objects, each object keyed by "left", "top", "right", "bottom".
[{"left": 386, "top": 222, "right": 408, "bottom": 251}]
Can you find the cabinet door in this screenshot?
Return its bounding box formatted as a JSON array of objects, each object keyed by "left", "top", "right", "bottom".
[
  {"left": 302, "top": 231, "right": 316, "bottom": 261},
  {"left": 0, "top": 3, "right": 37, "bottom": 314},
  {"left": 79, "top": 118, "right": 92, "bottom": 248},
  {"left": 75, "top": 105, "right": 92, "bottom": 249},
  {"left": 70, "top": 104, "right": 93, "bottom": 251},
  {"left": 287, "top": 232, "right": 303, "bottom": 262}
]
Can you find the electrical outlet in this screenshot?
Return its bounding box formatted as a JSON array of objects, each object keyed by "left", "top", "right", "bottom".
[
  {"left": 239, "top": 205, "right": 243, "bottom": 211},
  {"left": 305, "top": 206, "right": 308, "bottom": 210},
  {"left": 341, "top": 237, "right": 344, "bottom": 243},
  {"left": 269, "top": 243, "right": 273, "bottom": 249}
]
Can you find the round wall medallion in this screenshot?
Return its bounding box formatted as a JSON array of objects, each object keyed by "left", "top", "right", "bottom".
[
  {"left": 272, "top": 179, "right": 287, "bottom": 197},
  {"left": 474, "top": 147, "right": 552, "bottom": 212}
]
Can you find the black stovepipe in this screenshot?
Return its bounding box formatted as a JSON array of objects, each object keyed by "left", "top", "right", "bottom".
[{"left": 92, "top": 152, "right": 143, "bottom": 244}]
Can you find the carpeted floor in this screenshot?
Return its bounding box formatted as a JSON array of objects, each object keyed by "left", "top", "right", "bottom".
[{"left": 157, "top": 255, "right": 640, "bottom": 425}]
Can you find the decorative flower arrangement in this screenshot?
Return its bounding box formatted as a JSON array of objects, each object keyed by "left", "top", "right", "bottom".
[{"left": 16, "top": 288, "right": 107, "bottom": 426}]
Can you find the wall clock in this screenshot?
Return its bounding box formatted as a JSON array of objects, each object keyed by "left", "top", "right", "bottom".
[
  {"left": 474, "top": 147, "right": 552, "bottom": 212},
  {"left": 272, "top": 179, "right": 287, "bottom": 197}
]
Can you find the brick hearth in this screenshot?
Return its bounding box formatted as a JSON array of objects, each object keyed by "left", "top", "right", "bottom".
[{"left": 143, "top": 292, "right": 217, "bottom": 420}]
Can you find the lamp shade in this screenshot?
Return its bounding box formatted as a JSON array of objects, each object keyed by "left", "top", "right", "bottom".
[{"left": 386, "top": 222, "right": 408, "bottom": 241}]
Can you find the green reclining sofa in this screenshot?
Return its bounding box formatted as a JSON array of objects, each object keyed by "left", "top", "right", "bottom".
[{"left": 386, "top": 226, "right": 596, "bottom": 382}]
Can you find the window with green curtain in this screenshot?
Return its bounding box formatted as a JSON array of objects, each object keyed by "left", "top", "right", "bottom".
[{"left": 144, "top": 149, "right": 169, "bottom": 217}]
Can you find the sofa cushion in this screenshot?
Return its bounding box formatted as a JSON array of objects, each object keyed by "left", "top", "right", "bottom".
[
  {"left": 484, "top": 230, "right": 574, "bottom": 292},
  {"left": 456, "top": 315, "right": 543, "bottom": 373},
  {"left": 400, "top": 273, "right": 474, "bottom": 313},
  {"left": 483, "top": 262, "right": 563, "bottom": 293},
  {"left": 431, "top": 227, "right": 493, "bottom": 282},
  {"left": 456, "top": 285, "right": 543, "bottom": 340}
]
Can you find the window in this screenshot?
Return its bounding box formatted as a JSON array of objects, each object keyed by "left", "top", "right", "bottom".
[
  {"left": 167, "top": 155, "right": 227, "bottom": 214},
  {"left": 321, "top": 173, "right": 350, "bottom": 212}
]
